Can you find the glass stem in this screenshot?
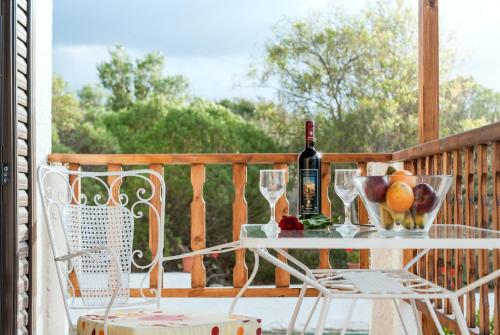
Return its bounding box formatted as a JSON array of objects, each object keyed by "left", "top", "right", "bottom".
[
  {"left": 344, "top": 203, "right": 352, "bottom": 225},
  {"left": 270, "top": 204, "right": 276, "bottom": 224}
]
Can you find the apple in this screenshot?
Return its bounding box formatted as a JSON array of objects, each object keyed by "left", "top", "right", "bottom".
[
  {"left": 413, "top": 183, "right": 437, "bottom": 213},
  {"left": 364, "top": 176, "right": 389, "bottom": 202}
]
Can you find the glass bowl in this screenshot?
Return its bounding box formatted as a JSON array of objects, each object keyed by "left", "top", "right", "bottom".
[{"left": 353, "top": 175, "right": 453, "bottom": 234}]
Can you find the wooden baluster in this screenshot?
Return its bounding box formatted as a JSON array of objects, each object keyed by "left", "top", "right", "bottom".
[
  {"left": 232, "top": 163, "right": 248, "bottom": 288},
  {"left": 107, "top": 164, "right": 123, "bottom": 292},
  {"left": 452, "top": 150, "right": 464, "bottom": 310},
  {"left": 319, "top": 161, "right": 332, "bottom": 269},
  {"left": 492, "top": 141, "right": 500, "bottom": 335},
  {"left": 477, "top": 144, "right": 490, "bottom": 333},
  {"left": 403, "top": 160, "right": 417, "bottom": 273},
  {"left": 423, "top": 154, "right": 437, "bottom": 335},
  {"left": 107, "top": 164, "right": 122, "bottom": 204},
  {"left": 68, "top": 163, "right": 81, "bottom": 296},
  {"left": 464, "top": 147, "right": 476, "bottom": 328},
  {"left": 417, "top": 158, "right": 426, "bottom": 278},
  {"left": 191, "top": 164, "right": 206, "bottom": 288},
  {"left": 149, "top": 164, "right": 164, "bottom": 289},
  {"left": 422, "top": 156, "right": 439, "bottom": 335},
  {"left": 274, "top": 163, "right": 290, "bottom": 287},
  {"left": 443, "top": 152, "right": 453, "bottom": 314},
  {"left": 434, "top": 154, "right": 443, "bottom": 310},
  {"left": 357, "top": 162, "right": 369, "bottom": 269},
  {"left": 425, "top": 156, "right": 433, "bottom": 283}
]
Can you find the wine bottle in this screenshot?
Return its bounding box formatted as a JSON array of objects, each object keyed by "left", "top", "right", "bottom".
[{"left": 298, "top": 120, "right": 322, "bottom": 218}]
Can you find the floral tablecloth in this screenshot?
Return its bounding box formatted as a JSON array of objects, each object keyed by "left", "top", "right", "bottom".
[{"left": 77, "top": 309, "right": 262, "bottom": 335}]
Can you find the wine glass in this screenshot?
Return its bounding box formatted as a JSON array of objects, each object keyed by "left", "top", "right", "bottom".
[
  {"left": 334, "top": 169, "right": 360, "bottom": 234},
  {"left": 260, "top": 169, "right": 286, "bottom": 234}
]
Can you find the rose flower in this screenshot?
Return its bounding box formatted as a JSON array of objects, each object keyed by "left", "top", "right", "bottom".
[{"left": 278, "top": 215, "right": 304, "bottom": 231}]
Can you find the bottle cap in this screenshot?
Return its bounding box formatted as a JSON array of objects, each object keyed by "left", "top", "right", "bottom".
[{"left": 305, "top": 120, "right": 315, "bottom": 140}]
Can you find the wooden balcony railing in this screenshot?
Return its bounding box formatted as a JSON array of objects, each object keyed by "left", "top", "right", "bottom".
[
  {"left": 47, "top": 152, "right": 391, "bottom": 298},
  {"left": 47, "top": 122, "right": 500, "bottom": 334},
  {"left": 393, "top": 122, "right": 500, "bottom": 334}
]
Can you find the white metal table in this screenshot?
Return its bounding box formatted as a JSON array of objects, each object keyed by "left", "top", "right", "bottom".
[{"left": 232, "top": 224, "right": 500, "bottom": 335}]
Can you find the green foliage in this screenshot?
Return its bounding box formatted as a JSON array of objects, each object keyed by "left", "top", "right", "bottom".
[
  {"left": 255, "top": 0, "right": 419, "bottom": 152},
  {"left": 52, "top": 75, "right": 119, "bottom": 153},
  {"left": 440, "top": 76, "right": 500, "bottom": 137},
  {"left": 97, "top": 45, "right": 188, "bottom": 110}
]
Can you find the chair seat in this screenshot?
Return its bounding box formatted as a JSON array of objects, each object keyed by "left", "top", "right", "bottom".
[{"left": 77, "top": 309, "right": 262, "bottom": 335}]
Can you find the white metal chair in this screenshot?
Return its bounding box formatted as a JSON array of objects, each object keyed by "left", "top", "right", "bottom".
[
  {"left": 38, "top": 166, "right": 166, "bottom": 334},
  {"left": 38, "top": 165, "right": 261, "bottom": 335}
]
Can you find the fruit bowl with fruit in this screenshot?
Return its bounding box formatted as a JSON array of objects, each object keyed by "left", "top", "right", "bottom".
[{"left": 353, "top": 170, "right": 453, "bottom": 234}]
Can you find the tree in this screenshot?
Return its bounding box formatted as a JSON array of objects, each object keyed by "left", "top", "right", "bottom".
[
  {"left": 255, "top": 0, "right": 498, "bottom": 151},
  {"left": 440, "top": 76, "right": 499, "bottom": 137},
  {"left": 254, "top": 1, "right": 420, "bottom": 152},
  {"left": 97, "top": 45, "right": 188, "bottom": 110},
  {"left": 51, "top": 75, "right": 119, "bottom": 153}
]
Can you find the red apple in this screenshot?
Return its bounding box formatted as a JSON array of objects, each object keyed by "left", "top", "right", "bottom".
[
  {"left": 413, "top": 183, "right": 437, "bottom": 213},
  {"left": 364, "top": 176, "right": 389, "bottom": 203}
]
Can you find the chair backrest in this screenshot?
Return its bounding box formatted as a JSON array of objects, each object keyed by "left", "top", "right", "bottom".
[{"left": 37, "top": 165, "right": 166, "bottom": 309}]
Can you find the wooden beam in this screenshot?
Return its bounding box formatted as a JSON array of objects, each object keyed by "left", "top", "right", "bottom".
[
  {"left": 393, "top": 122, "right": 500, "bottom": 161},
  {"left": 47, "top": 153, "right": 392, "bottom": 166},
  {"left": 418, "top": 0, "right": 439, "bottom": 143}
]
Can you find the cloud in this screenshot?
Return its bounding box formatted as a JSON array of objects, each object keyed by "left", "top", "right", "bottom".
[
  {"left": 53, "top": 45, "right": 110, "bottom": 89},
  {"left": 53, "top": 44, "right": 273, "bottom": 100},
  {"left": 53, "top": 0, "right": 500, "bottom": 97}
]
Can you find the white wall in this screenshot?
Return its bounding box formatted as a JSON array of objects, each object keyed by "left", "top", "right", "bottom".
[{"left": 33, "top": 0, "right": 65, "bottom": 334}]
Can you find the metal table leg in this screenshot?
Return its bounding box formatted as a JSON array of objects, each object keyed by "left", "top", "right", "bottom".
[
  {"left": 393, "top": 300, "right": 410, "bottom": 335},
  {"left": 340, "top": 299, "right": 358, "bottom": 335},
  {"left": 314, "top": 295, "right": 332, "bottom": 335},
  {"left": 229, "top": 250, "right": 260, "bottom": 314},
  {"left": 450, "top": 296, "right": 470, "bottom": 335},
  {"left": 287, "top": 282, "right": 308, "bottom": 335}
]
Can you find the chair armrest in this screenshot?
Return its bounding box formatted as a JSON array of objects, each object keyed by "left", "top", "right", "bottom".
[
  {"left": 55, "top": 245, "right": 119, "bottom": 263},
  {"left": 55, "top": 246, "right": 123, "bottom": 294},
  {"left": 55, "top": 245, "right": 124, "bottom": 333}
]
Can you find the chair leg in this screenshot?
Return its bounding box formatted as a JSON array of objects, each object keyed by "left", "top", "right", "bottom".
[
  {"left": 450, "top": 296, "right": 469, "bottom": 335},
  {"left": 287, "top": 282, "right": 308, "bottom": 335},
  {"left": 314, "top": 295, "right": 331, "bottom": 335},
  {"left": 340, "top": 299, "right": 357, "bottom": 335},
  {"left": 410, "top": 299, "right": 423, "bottom": 335},
  {"left": 424, "top": 299, "right": 445, "bottom": 335},
  {"left": 302, "top": 293, "right": 322, "bottom": 335},
  {"left": 393, "top": 299, "right": 410, "bottom": 335}
]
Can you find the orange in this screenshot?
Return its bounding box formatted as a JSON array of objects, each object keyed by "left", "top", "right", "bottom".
[
  {"left": 390, "top": 169, "right": 417, "bottom": 188},
  {"left": 386, "top": 181, "right": 414, "bottom": 212}
]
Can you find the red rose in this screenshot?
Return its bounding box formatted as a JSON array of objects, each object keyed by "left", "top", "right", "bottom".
[{"left": 278, "top": 215, "right": 304, "bottom": 231}]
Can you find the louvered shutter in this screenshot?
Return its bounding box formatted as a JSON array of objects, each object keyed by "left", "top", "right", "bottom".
[{"left": 1, "top": 0, "right": 33, "bottom": 334}]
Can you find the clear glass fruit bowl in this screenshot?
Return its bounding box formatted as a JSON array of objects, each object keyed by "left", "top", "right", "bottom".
[{"left": 353, "top": 175, "right": 453, "bottom": 234}]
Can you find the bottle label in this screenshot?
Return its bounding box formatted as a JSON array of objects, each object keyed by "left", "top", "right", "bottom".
[{"left": 299, "top": 169, "right": 319, "bottom": 214}]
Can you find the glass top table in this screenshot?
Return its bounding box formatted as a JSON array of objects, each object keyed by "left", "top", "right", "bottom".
[{"left": 240, "top": 224, "right": 500, "bottom": 249}]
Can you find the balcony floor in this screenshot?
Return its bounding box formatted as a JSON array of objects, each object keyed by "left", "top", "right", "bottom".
[{"left": 67, "top": 272, "right": 372, "bottom": 334}]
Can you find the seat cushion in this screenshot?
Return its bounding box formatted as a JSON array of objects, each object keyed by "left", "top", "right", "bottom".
[{"left": 77, "top": 309, "right": 262, "bottom": 335}]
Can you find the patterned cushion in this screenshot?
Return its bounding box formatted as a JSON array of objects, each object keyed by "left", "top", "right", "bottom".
[{"left": 77, "top": 309, "right": 262, "bottom": 335}]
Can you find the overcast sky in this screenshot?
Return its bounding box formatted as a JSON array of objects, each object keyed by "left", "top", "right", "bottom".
[{"left": 53, "top": 0, "right": 500, "bottom": 101}]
